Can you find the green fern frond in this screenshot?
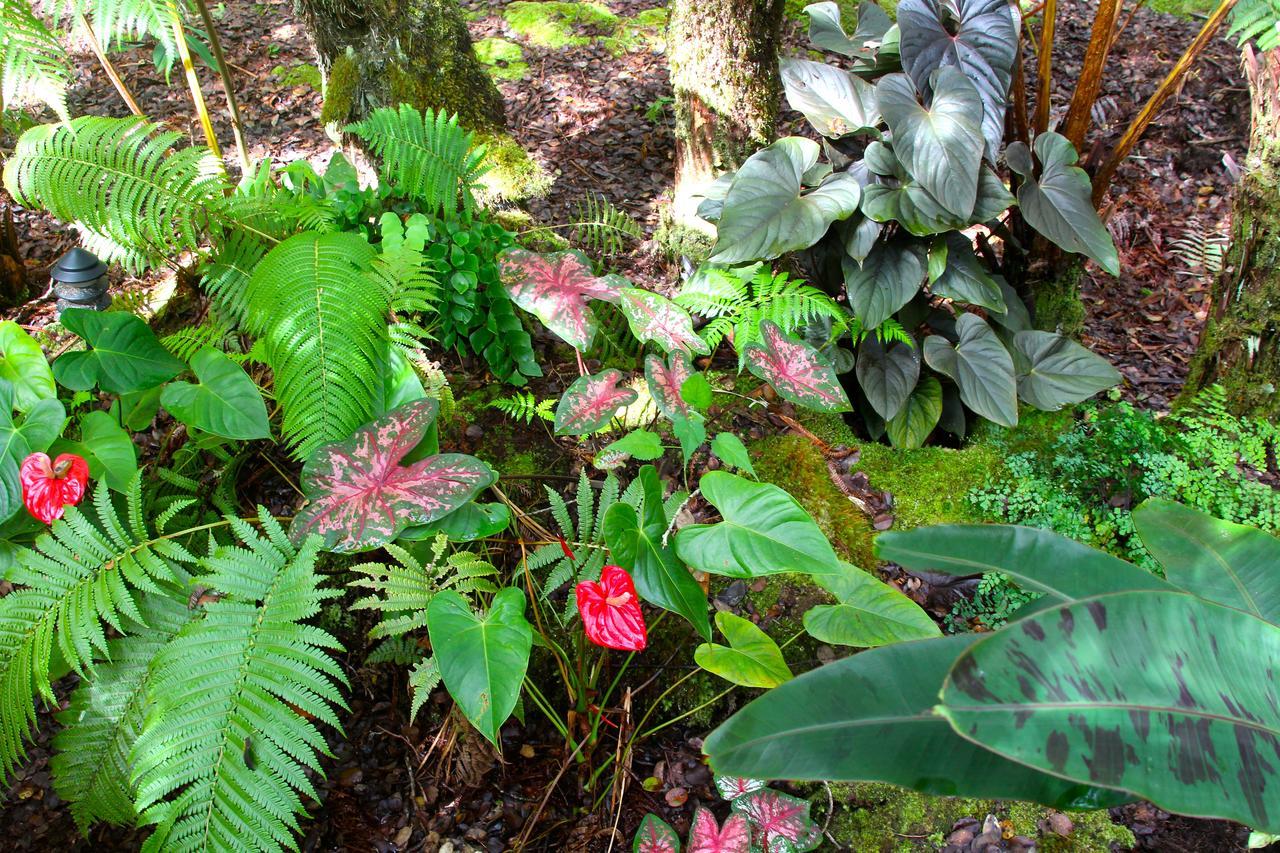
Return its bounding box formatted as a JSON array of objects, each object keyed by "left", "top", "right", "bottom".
[
  {"left": 160, "top": 318, "right": 236, "bottom": 362},
  {"left": 200, "top": 229, "right": 266, "bottom": 325},
  {"left": 73, "top": 0, "right": 182, "bottom": 55},
  {"left": 530, "top": 472, "right": 631, "bottom": 621},
  {"left": 1230, "top": 0, "right": 1280, "bottom": 48},
  {"left": 346, "top": 105, "right": 489, "bottom": 218},
  {"left": 131, "top": 514, "right": 347, "bottom": 853},
  {"left": 488, "top": 391, "right": 555, "bottom": 424},
  {"left": 569, "top": 193, "right": 643, "bottom": 256},
  {"left": 0, "top": 0, "right": 71, "bottom": 122},
  {"left": 365, "top": 635, "right": 424, "bottom": 665},
  {"left": 408, "top": 656, "right": 440, "bottom": 722}
]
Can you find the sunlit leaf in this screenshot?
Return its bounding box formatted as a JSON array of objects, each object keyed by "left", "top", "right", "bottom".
[
  {"left": 497, "top": 248, "right": 623, "bottom": 349},
  {"left": 696, "top": 611, "right": 793, "bottom": 688},
  {"left": 618, "top": 287, "right": 710, "bottom": 354},
  {"left": 781, "top": 57, "right": 880, "bottom": 137},
  {"left": 554, "top": 369, "right": 638, "bottom": 436},
  {"left": 743, "top": 321, "right": 851, "bottom": 413}
]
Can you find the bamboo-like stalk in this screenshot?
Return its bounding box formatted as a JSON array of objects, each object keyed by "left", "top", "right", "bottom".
[
  {"left": 165, "top": 0, "right": 222, "bottom": 158},
  {"left": 1011, "top": 41, "right": 1030, "bottom": 143},
  {"left": 1033, "top": 0, "right": 1056, "bottom": 135},
  {"left": 1091, "top": 0, "right": 1238, "bottom": 205},
  {"left": 76, "top": 12, "right": 144, "bottom": 116},
  {"left": 191, "top": 0, "right": 250, "bottom": 173},
  {"left": 1061, "top": 0, "right": 1123, "bottom": 148}
]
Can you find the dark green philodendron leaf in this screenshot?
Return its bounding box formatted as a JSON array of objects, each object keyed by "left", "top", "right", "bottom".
[
  {"left": 743, "top": 320, "right": 852, "bottom": 413},
  {"left": 554, "top": 369, "right": 638, "bottom": 436},
  {"left": 972, "top": 167, "right": 1017, "bottom": 221},
  {"left": 705, "top": 634, "right": 1131, "bottom": 809},
  {"left": 0, "top": 321, "right": 55, "bottom": 413},
  {"left": 427, "top": 587, "right": 532, "bottom": 747},
  {"left": 842, "top": 215, "right": 882, "bottom": 263},
  {"left": 941, "top": 590, "right": 1280, "bottom": 831},
  {"left": 856, "top": 333, "right": 920, "bottom": 420},
  {"left": 781, "top": 58, "right": 880, "bottom": 137},
  {"left": 843, "top": 238, "right": 926, "bottom": 330},
  {"left": 1011, "top": 330, "right": 1121, "bottom": 410},
  {"left": 53, "top": 309, "right": 184, "bottom": 394},
  {"left": 675, "top": 471, "right": 841, "bottom": 578},
  {"left": 51, "top": 410, "right": 137, "bottom": 491},
  {"left": 932, "top": 234, "right": 1005, "bottom": 311},
  {"left": 696, "top": 611, "right": 793, "bottom": 688},
  {"left": 898, "top": 0, "right": 1019, "bottom": 158},
  {"left": 924, "top": 313, "right": 1018, "bottom": 427},
  {"left": 861, "top": 181, "right": 968, "bottom": 236},
  {"left": 806, "top": 1, "right": 892, "bottom": 58},
  {"left": 885, "top": 374, "right": 941, "bottom": 448},
  {"left": 877, "top": 69, "right": 984, "bottom": 219},
  {"left": 1134, "top": 499, "right": 1280, "bottom": 623},
  {"left": 989, "top": 277, "right": 1032, "bottom": 332},
  {"left": 709, "top": 137, "right": 863, "bottom": 264},
  {"left": 805, "top": 561, "right": 939, "bottom": 647},
  {"left": 603, "top": 465, "right": 710, "bottom": 640},
  {"left": 159, "top": 347, "right": 270, "bottom": 440},
  {"left": 399, "top": 501, "right": 511, "bottom": 543},
  {"left": 1006, "top": 133, "right": 1120, "bottom": 276}
]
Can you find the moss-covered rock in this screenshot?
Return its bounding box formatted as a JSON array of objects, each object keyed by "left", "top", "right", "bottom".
[
  {"left": 474, "top": 36, "right": 529, "bottom": 80},
  {"left": 475, "top": 132, "right": 553, "bottom": 202},
  {"left": 504, "top": 1, "right": 618, "bottom": 48}
]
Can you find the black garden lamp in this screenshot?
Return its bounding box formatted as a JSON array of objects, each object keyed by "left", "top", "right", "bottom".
[{"left": 49, "top": 248, "right": 110, "bottom": 314}]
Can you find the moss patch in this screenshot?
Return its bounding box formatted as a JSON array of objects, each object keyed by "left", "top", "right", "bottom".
[
  {"left": 475, "top": 133, "right": 553, "bottom": 202},
  {"left": 271, "top": 62, "right": 322, "bottom": 91},
  {"left": 319, "top": 49, "right": 359, "bottom": 126},
  {"left": 474, "top": 37, "right": 529, "bottom": 80},
  {"left": 1146, "top": 0, "right": 1217, "bottom": 16},
  {"left": 504, "top": 1, "right": 618, "bottom": 48},
  {"left": 853, "top": 442, "right": 1002, "bottom": 529}
]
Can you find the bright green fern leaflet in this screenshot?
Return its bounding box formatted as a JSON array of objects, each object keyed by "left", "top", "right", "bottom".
[
  {"left": 0, "top": 0, "right": 70, "bottom": 122},
  {"left": 489, "top": 391, "right": 555, "bottom": 424}
]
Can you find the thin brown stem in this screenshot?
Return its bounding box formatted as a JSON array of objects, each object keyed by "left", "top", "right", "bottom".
[
  {"left": 1033, "top": 0, "right": 1056, "bottom": 135},
  {"left": 76, "top": 12, "right": 144, "bottom": 116},
  {"left": 191, "top": 0, "right": 251, "bottom": 173}
]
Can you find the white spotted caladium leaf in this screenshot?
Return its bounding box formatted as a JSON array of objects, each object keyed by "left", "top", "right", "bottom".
[
  {"left": 743, "top": 320, "right": 852, "bottom": 413},
  {"left": 497, "top": 248, "right": 623, "bottom": 350},
  {"left": 633, "top": 814, "right": 681, "bottom": 853},
  {"left": 554, "top": 369, "right": 638, "bottom": 435},
  {"left": 730, "top": 789, "right": 822, "bottom": 853},
  {"left": 644, "top": 351, "right": 696, "bottom": 422},
  {"left": 618, "top": 287, "right": 710, "bottom": 355},
  {"left": 290, "top": 399, "right": 496, "bottom": 552},
  {"left": 714, "top": 775, "right": 767, "bottom": 801},
  {"left": 687, "top": 807, "right": 752, "bottom": 853}
]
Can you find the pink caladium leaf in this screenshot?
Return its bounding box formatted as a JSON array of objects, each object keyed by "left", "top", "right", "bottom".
[
  {"left": 619, "top": 287, "right": 710, "bottom": 355},
  {"left": 633, "top": 813, "right": 682, "bottom": 853},
  {"left": 498, "top": 248, "right": 623, "bottom": 350},
  {"left": 644, "top": 351, "right": 696, "bottom": 422},
  {"left": 290, "top": 399, "right": 496, "bottom": 552},
  {"left": 743, "top": 320, "right": 852, "bottom": 413},
  {"left": 554, "top": 368, "right": 638, "bottom": 436},
  {"left": 686, "top": 807, "right": 753, "bottom": 853},
  {"left": 714, "top": 775, "right": 767, "bottom": 802},
  {"left": 730, "top": 789, "right": 822, "bottom": 853}
]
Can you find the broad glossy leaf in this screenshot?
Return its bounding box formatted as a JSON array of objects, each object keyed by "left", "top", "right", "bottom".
[
  {"left": 885, "top": 374, "right": 941, "bottom": 449},
  {"left": 941, "top": 591, "right": 1280, "bottom": 831},
  {"left": 709, "top": 138, "right": 862, "bottom": 264},
  {"left": 924, "top": 313, "right": 1017, "bottom": 427},
  {"left": 932, "top": 234, "right": 1005, "bottom": 311},
  {"left": 1006, "top": 133, "right": 1119, "bottom": 276},
  {"left": 634, "top": 814, "right": 681, "bottom": 853},
  {"left": 0, "top": 321, "right": 54, "bottom": 412},
  {"left": 497, "top": 248, "right": 623, "bottom": 349},
  {"left": 705, "top": 634, "right": 1131, "bottom": 809},
  {"left": 856, "top": 334, "right": 920, "bottom": 420},
  {"left": 729, "top": 789, "right": 822, "bottom": 852},
  {"left": 675, "top": 470, "right": 840, "bottom": 578},
  {"left": 427, "top": 587, "right": 532, "bottom": 747},
  {"left": 877, "top": 69, "right": 984, "bottom": 218},
  {"left": 399, "top": 501, "right": 511, "bottom": 543},
  {"left": 160, "top": 347, "right": 270, "bottom": 440},
  {"left": 806, "top": 0, "right": 892, "bottom": 58},
  {"left": 53, "top": 309, "right": 184, "bottom": 394},
  {"left": 804, "top": 562, "right": 940, "bottom": 646},
  {"left": 842, "top": 215, "right": 882, "bottom": 263},
  {"left": 554, "top": 369, "right": 638, "bottom": 436},
  {"left": 743, "top": 321, "right": 851, "bottom": 413},
  {"left": 861, "top": 180, "right": 969, "bottom": 236},
  {"left": 603, "top": 465, "right": 710, "bottom": 640},
  {"left": 696, "top": 611, "right": 793, "bottom": 688},
  {"left": 990, "top": 277, "right": 1032, "bottom": 332},
  {"left": 289, "top": 399, "right": 496, "bottom": 552},
  {"left": 843, "top": 238, "right": 926, "bottom": 330},
  {"left": 687, "top": 807, "right": 752, "bottom": 853},
  {"left": 1134, "top": 499, "right": 1280, "bottom": 623},
  {"left": 618, "top": 288, "right": 709, "bottom": 354},
  {"left": 898, "top": 0, "right": 1018, "bottom": 158},
  {"left": 710, "top": 432, "right": 756, "bottom": 479},
  {"left": 0, "top": 397, "right": 64, "bottom": 465},
  {"left": 1011, "top": 330, "right": 1121, "bottom": 410},
  {"left": 781, "top": 58, "right": 880, "bottom": 137},
  {"left": 50, "top": 411, "right": 136, "bottom": 491},
  {"left": 594, "top": 430, "right": 664, "bottom": 469}
]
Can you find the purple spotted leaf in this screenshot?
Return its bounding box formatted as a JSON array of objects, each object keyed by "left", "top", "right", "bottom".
[
  {"left": 290, "top": 399, "right": 496, "bottom": 552},
  {"left": 634, "top": 813, "right": 681, "bottom": 853},
  {"left": 498, "top": 248, "right": 623, "bottom": 350},
  {"left": 730, "top": 789, "right": 822, "bottom": 853},
  {"left": 554, "top": 369, "right": 638, "bottom": 436},
  {"left": 743, "top": 321, "right": 852, "bottom": 413},
  {"left": 687, "top": 807, "right": 753, "bottom": 853},
  {"left": 619, "top": 287, "right": 710, "bottom": 355},
  {"left": 644, "top": 351, "right": 696, "bottom": 422},
  {"left": 714, "top": 775, "right": 767, "bottom": 802}
]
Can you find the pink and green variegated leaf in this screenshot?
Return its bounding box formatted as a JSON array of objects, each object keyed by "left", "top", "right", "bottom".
[
  {"left": 619, "top": 287, "right": 710, "bottom": 355},
  {"left": 730, "top": 789, "right": 822, "bottom": 853},
  {"left": 687, "top": 807, "right": 753, "bottom": 853},
  {"left": 554, "top": 369, "right": 638, "bottom": 435},
  {"left": 714, "top": 775, "right": 767, "bottom": 802},
  {"left": 644, "top": 351, "right": 696, "bottom": 422},
  {"left": 498, "top": 248, "right": 624, "bottom": 350},
  {"left": 290, "top": 399, "right": 497, "bottom": 552},
  {"left": 634, "top": 813, "right": 682, "bottom": 853},
  {"left": 743, "top": 320, "right": 851, "bottom": 413}
]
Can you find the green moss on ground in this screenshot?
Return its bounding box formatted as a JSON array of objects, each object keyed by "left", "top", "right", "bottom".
[
  {"left": 1146, "top": 0, "right": 1217, "bottom": 16},
  {"left": 475, "top": 133, "right": 552, "bottom": 202},
  {"left": 474, "top": 37, "right": 529, "bottom": 80},
  {"left": 853, "top": 442, "right": 1002, "bottom": 529},
  {"left": 504, "top": 1, "right": 618, "bottom": 48},
  {"left": 271, "top": 62, "right": 322, "bottom": 91}
]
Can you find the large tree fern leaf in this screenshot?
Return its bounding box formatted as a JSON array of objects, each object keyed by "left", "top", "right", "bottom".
[
  {"left": 76, "top": 0, "right": 182, "bottom": 55},
  {"left": 0, "top": 0, "right": 71, "bottom": 122},
  {"left": 132, "top": 530, "right": 346, "bottom": 853}
]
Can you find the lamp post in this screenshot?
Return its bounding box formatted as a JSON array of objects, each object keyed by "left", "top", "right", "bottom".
[{"left": 49, "top": 248, "right": 110, "bottom": 315}]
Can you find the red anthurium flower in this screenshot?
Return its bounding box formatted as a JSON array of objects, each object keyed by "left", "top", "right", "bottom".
[
  {"left": 576, "top": 565, "right": 647, "bottom": 652},
  {"left": 20, "top": 452, "right": 89, "bottom": 524}
]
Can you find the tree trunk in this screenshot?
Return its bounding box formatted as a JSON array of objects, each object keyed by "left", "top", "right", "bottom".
[
  {"left": 667, "top": 0, "right": 786, "bottom": 229},
  {"left": 296, "top": 0, "right": 506, "bottom": 134},
  {"left": 1183, "top": 44, "right": 1280, "bottom": 419},
  {"left": 0, "top": 205, "right": 26, "bottom": 310}
]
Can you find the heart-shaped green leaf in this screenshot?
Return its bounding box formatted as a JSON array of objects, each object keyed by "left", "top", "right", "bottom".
[
  {"left": 53, "top": 309, "right": 184, "bottom": 394},
  {"left": 781, "top": 58, "right": 880, "bottom": 137},
  {"left": 710, "top": 432, "right": 756, "bottom": 479},
  {"left": 51, "top": 410, "right": 137, "bottom": 491},
  {"left": 1010, "top": 330, "right": 1121, "bottom": 410},
  {"left": 932, "top": 234, "right": 1005, "bottom": 311},
  {"left": 805, "top": 562, "right": 940, "bottom": 646},
  {"left": 0, "top": 321, "right": 55, "bottom": 413},
  {"left": 885, "top": 374, "right": 941, "bottom": 449},
  {"left": 856, "top": 334, "right": 920, "bottom": 421},
  {"left": 696, "top": 611, "right": 793, "bottom": 688},
  {"left": 843, "top": 238, "right": 926, "bottom": 330},
  {"left": 924, "top": 313, "right": 1018, "bottom": 427},
  {"left": 160, "top": 347, "right": 270, "bottom": 440}
]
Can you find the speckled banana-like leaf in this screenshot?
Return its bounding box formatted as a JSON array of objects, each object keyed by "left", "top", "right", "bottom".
[{"left": 553, "top": 368, "right": 638, "bottom": 436}]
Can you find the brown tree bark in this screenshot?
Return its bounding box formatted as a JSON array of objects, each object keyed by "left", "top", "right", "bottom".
[
  {"left": 1183, "top": 44, "right": 1280, "bottom": 419},
  {"left": 667, "top": 0, "right": 786, "bottom": 227},
  {"left": 0, "top": 205, "right": 26, "bottom": 309}
]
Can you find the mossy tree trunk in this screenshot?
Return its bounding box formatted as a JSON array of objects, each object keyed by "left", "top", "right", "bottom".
[
  {"left": 296, "top": 0, "right": 506, "bottom": 134},
  {"left": 1183, "top": 45, "right": 1280, "bottom": 419},
  {"left": 667, "top": 0, "right": 786, "bottom": 228},
  {"left": 0, "top": 205, "right": 25, "bottom": 309}
]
